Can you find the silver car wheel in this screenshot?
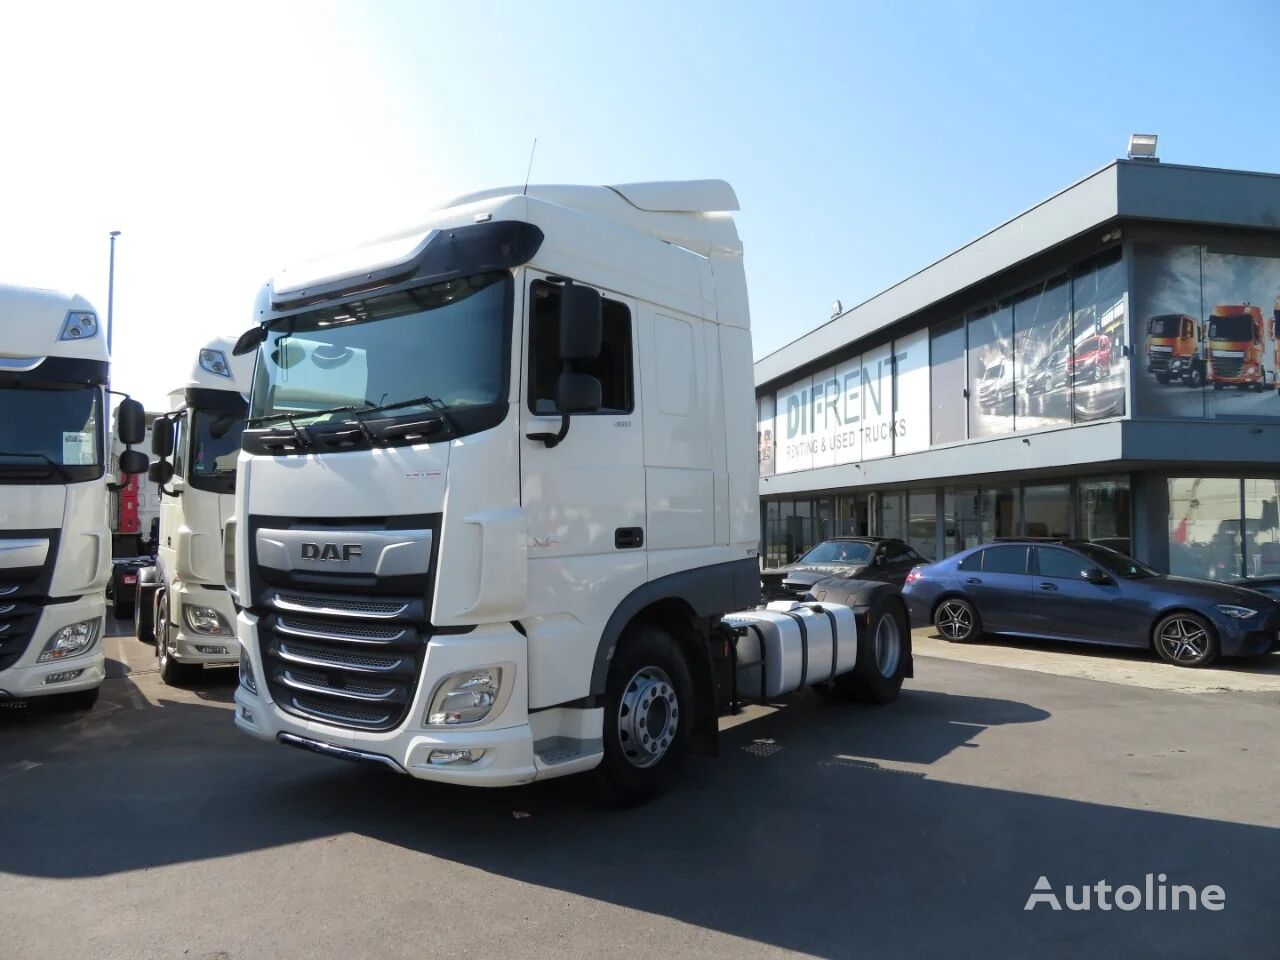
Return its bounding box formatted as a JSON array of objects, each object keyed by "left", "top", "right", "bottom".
[
  {"left": 936, "top": 600, "right": 973, "bottom": 640},
  {"left": 1158, "top": 617, "right": 1209, "bottom": 663}
]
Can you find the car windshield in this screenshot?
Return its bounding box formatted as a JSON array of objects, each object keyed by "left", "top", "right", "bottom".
[
  {"left": 0, "top": 385, "right": 101, "bottom": 480},
  {"left": 797, "top": 541, "right": 873, "bottom": 564},
  {"left": 249, "top": 271, "right": 511, "bottom": 426},
  {"left": 1147, "top": 316, "right": 1180, "bottom": 337},
  {"left": 190, "top": 408, "right": 244, "bottom": 478},
  {"left": 1208, "top": 314, "right": 1253, "bottom": 341},
  {"left": 1075, "top": 542, "right": 1157, "bottom": 578}
]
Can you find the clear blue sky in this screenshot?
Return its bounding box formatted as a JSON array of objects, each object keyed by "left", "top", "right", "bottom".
[{"left": 3, "top": 0, "right": 1277, "bottom": 407}]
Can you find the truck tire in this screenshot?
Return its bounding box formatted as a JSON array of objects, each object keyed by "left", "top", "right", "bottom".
[
  {"left": 111, "top": 589, "right": 134, "bottom": 621},
  {"left": 156, "top": 593, "right": 201, "bottom": 686},
  {"left": 45, "top": 687, "right": 99, "bottom": 712},
  {"left": 134, "top": 583, "right": 157, "bottom": 644},
  {"left": 596, "top": 624, "right": 694, "bottom": 804},
  {"left": 828, "top": 593, "right": 909, "bottom": 704},
  {"left": 1183, "top": 363, "right": 1204, "bottom": 388}
]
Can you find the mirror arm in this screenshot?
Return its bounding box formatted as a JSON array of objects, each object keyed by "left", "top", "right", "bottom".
[{"left": 526, "top": 415, "right": 570, "bottom": 449}]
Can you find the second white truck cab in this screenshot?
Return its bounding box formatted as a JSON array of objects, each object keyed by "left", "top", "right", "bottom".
[
  {"left": 135, "top": 338, "right": 251, "bottom": 684},
  {"left": 230, "top": 181, "right": 911, "bottom": 799},
  {"left": 0, "top": 283, "right": 147, "bottom": 709}
]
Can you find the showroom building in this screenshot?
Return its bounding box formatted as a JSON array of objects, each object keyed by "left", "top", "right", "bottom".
[{"left": 755, "top": 158, "right": 1280, "bottom": 583}]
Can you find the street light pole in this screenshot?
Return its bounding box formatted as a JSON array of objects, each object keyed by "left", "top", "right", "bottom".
[{"left": 107, "top": 230, "right": 121, "bottom": 358}]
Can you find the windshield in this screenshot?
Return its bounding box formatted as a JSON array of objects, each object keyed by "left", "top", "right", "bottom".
[
  {"left": 983, "top": 365, "right": 1005, "bottom": 380},
  {"left": 0, "top": 385, "right": 102, "bottom": 482},
  {"left": 797, "top": 541, "right": 873, "bottom": 565},
  {"left": 1208, "top": 314, "right": 1254, "bottom": 341},
  {"left": 1075, "top": 542, "right": 1157, "bottom": 579},
  {"left": 249, "top": 272, "right": 512, "bottom": 428},
  {"left": 1147, "top": 316, "right": 1180, "bottom": 337}
]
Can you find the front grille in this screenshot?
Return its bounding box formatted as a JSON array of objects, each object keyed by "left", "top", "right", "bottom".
[
  {"left": 0, "top": 603, "right": 40, "bottom": 672},
  {"left": 1213, "top": 357, "right": 1244, "bottom": 378},
  {"left": 259, "top": 587, "right": 425, "bottom": 732},
  {"left": 1147, "top": 354, "right": 1170, "bottom": 373}
]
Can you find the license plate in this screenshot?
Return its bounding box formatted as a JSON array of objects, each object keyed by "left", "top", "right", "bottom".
[{"left": 123, "top": 575, "right": 137, "bottom": 584}]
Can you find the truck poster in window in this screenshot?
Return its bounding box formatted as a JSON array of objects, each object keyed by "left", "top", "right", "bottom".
[{"left": 1134, "top": 244, "right": 1280, "bottom": 422}]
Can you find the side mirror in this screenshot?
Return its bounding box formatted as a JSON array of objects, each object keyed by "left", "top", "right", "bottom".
[
  {"left": 1084, "top": 567, "right": 1112, "bottom": 585},
  {"left": 557, "top": 371, "right": 602, "bottom": 414},
  {"left": 558, "top": 284, "right": 602, "bottom": 361},
  {"left": 208, "top": 413, "right": 237, "bottom": 440},
  {"left": 151, "top": 416, "right": 175, "bottom": 457},
  {"left": 148, "top": 460, "right": 175, "bottom": 486},
  {"left": 119, "top": 449, "right": 148, "bottom": 476},
  {"left": 116, "top": 398, "right": 146, "bottom": 446},
  {"left": 232, "top": 325, "right": 266, "bottom": 356}
]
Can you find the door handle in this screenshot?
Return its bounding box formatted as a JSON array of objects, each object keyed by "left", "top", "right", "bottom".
[
  {"left": 614, "top": 527, "right": 644, "bottom": 549},
  {"left": 1038, "top": 582, "right": 1058, "bottom": 591},
  {"left": 965, "top": 577, "right": 982, "bottom": 584}
]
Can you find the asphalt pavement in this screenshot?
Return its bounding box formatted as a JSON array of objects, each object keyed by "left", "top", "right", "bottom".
[{"left": 1, "top": 620, "right": 1277, "bottom": 959}]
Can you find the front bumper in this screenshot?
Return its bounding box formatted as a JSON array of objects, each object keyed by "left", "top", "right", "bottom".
[
  {"left": 169, "top": 583, "right": 239, "bottom": 666},
  {"left": 1215, "top": 615, "right": 1280, "bottom": 658},
  {"left": 234, "top": 612, "right": 602, "bottom": 786},
  {"left": 0, "top": 596, "right": 106, "bottom": 699}
]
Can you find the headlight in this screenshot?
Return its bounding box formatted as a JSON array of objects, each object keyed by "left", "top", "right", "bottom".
[
  {"left": 198, "top": 348, "right": 232, "bottom": 379},
  {"left": 426, "top": 667, "right": 502, "bottom": 725},
  {"left": 58, "top": 311, "right": 99, "bottom": 341},
  {"left": 1215, "top": 604, "right": 1258, "bottom": 620},
  {"left": 38, "top": 618, "right": 101, "bottom": 662},
  {"left": 183, "top": 604, "right": 233, "bottom": 635},
  {"left": 239, "top": 647, "right": 258, "bottom": 694}
]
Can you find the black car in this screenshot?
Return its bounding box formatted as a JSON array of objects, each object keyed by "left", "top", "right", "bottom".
[
  {"left": 903, "top": 539, "right": 1280, "bottom": 666},
  {"left": 762, "top": 537, "right": 929, "bottom": 601}
]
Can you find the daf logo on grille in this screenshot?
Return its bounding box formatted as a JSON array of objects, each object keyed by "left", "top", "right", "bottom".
[{"left": 300, "top": 542, "right": 363, "bottom": 562}]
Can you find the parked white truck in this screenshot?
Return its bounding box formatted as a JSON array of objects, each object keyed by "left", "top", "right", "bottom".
[
  {"left": 230, "top": 181, "right": 910, "bottom": 799},
  {"left": 0, "top": 284, "right": 147, "bottom": 709},
  {"left": 135, "top": 337, "right": 251, "bottom": 684}
]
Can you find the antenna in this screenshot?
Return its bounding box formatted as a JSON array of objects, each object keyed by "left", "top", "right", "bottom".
[{"left": 523, "top": 137, "right": 538, "bottom": 197}]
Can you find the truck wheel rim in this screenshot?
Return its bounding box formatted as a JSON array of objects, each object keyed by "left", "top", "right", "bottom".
[
  {"left": 937, "top": 601, "right": 972, "bottom": 640},
  {"left": 617, "top": 666, "right": 678, "bottom": 769},
  {"left": 1158, "top": 618, "right": 1208, "bottom": 663},
  {"left": 874, "top": 614, "right": 901, "bottom": 677}
]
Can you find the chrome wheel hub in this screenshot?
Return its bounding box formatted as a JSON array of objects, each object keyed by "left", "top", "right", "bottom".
[
  {"left": 937, "top": 601, "right": 972, "bottom": 640},
  {"left": 875, "top": 613, "right": 902, "bottom": 678},
  {"left": 1159, "top": 618, "right": 1208, "bottom": 663},
  {"left": 617, "top": 666, "right": 678, "bottom": 769}
]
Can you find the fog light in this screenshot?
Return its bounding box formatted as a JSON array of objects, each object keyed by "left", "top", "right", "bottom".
[
  {"left": 240, "top": 704, "right": 256, "bottom": 724},
  {"left": 38, "top": 619, "right": 101, "bottom": 662},
  {"left": 428, "top": 748, "right": 485, "bottom": 765},
  {"left": 426, "top": 667, "right": 502, "bottom": 725},
  {"left": 183, "top": 604, "right": 233, "bottom": 636},
  {"left": 43, "top": 668, "right": 85, "bottom": 685},
  {"left": 239, "top": 648, "right": 258, "bottom": 694},
  {"left": 195, "top": 644, "right": 229, "bottom": 655}
]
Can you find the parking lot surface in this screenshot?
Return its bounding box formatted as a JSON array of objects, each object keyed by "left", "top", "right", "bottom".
[{"left": 1, "top": 622, "right": 1278, "bottom": 959}]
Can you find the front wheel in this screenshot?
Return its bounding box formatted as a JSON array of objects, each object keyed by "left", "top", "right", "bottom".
[
  {"left": 829, "top": 594, "right": 909, "bottom": 704},
  {"left": 1182, "top": 364, "right": 1204, "bottom": 388},
  {"left": 934, "top": 596, "right": 980, "bottom": 642},
  {"left": 597, "top": 624, "right": 694, "bottom": 804},
  {"left": 1153, "top": 612, "right": 1219, "bottom": 668}
]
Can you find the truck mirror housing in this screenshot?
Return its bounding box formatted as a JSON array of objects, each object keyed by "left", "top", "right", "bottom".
[
  {"left": 148, "top": 459, "right": 175, "bottom": 486},
  {"left": 151, "top": 416, "right": 175, "bottom": 456},
  {"left": 119, "top": 449, "right": 149, "bottom": 476},
  {"left": 557, "top": 372, "right": 602, "bottom": 414},
  {"left": 232, "top": 325, "right": 266, "bottom": 356},
  {"left": 116, "top": 398, "right": 146, "bottom": 446},
  {"left": 559, "top": 284, "right": 602, "bottom": 361}
]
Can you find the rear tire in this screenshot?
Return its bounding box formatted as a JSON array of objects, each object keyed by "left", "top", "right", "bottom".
[
  {"left": 829, "top": 594, "right": 909, "bottom": 704},
  {"left": 1153, "top": 612, "right": 1219, "bottom": 668},
  {"left": 596, "top": 624, "right": 694, "bottom": 804},
  {"left": 156, "top": 593, "right": 202, "bottom": 686},
  {"left": 934, "top": 596, "right": 980, "bottom": 642}
]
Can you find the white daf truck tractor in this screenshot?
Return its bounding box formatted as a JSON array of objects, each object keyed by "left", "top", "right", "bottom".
[
  {"left": 0, "top": 283, "right": 148, "bottom": 710},
  {"left": 229, "top": 180, "right": 911, "bottom": 800},
  {"left": 134, "top": 337, "right": 252, "bottom": 685}
]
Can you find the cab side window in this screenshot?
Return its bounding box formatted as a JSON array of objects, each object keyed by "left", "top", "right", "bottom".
[
  {"left": 528, "top": 279, "right": 634, "bottom": 416},
  {"left": 171, "top": 414, "right": 187, "bottom": 479}
]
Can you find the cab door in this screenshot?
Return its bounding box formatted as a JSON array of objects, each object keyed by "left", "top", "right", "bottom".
[
  {"left": 519, "top": 272, "right": 647, "bottom": 707},
  {"left": 157, "top": 412, "right": 186, "bottom": 587}
]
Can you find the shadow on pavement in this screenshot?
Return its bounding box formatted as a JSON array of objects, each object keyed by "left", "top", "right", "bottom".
[{"left": 0, "top": 682, "right": 1272, "bottom": 956}]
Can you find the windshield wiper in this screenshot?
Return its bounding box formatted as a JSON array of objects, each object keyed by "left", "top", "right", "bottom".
[
  {"left": 0, "top": 450, "right": 74, "bottom": 482},
  {"left": 358, "top": 394, "right": 456, "bottom": 432}
]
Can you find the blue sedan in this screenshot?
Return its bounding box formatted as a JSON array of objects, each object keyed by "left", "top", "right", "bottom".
[{"left": 902, "top": 540, "right": 1280, "bottom": 667}]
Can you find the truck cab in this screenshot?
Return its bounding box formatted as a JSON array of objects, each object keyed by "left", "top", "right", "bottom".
[
  {"left": 1146, "top": 313, "right": 1203, "bottom": 386},
  {"left": 136, "top": 338, "right": 251, "bottom": 685},
  {"left": 230, "top": 180, "right": 909, "bottom": 799},
  {"left": 0, "top": 284, "right": 146, "bottom": 709},
  {"left": 1208, "top": 303, "right": 1268, "bottom": 390}
]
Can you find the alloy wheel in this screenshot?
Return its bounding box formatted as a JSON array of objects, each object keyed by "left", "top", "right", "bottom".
[
  {"left": 1157, "top": 617, "right": 1209, "bottom": 664},
  {"left": 936, "top": 600, "right": 973, "bottom": 640}
]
